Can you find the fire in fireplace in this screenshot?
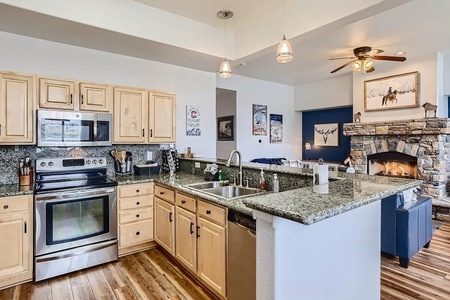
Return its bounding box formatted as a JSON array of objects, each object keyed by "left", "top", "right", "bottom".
[{"left": 367, "top": 152, "right": 418, "bottom": 179}]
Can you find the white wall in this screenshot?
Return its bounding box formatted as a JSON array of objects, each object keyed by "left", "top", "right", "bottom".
[
  {"left": 216, "top": 89, "right": 237, "bottom": 160},
  {"left": 353, "top": 54, "right": 440, "bottom": 121},
  {"left": 443, "top": 53, "right": 450, "bottom": 96},
  {"left": 217, "top": 75, "right": 302, "bottom": 161},
  {"left": 294, "top": 74, "right": 352, "bottom": 111},
  {"left": 0, "top": 31, "right": 217, "bottom": 157}
]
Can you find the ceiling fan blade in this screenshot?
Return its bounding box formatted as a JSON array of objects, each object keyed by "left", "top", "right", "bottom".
[
  {"left": 329, "top": 56, "right": 355, "bottom": 60},
  {"left": 367, "top": 49, "right": 384, "bottom": 55},
  {"left": 372, "top": 55, "right": 406, "bottom": 62},
  {"left": 330, "top": 59, "right": 356, "bottom": 74},
  {"left": 366, "top": 66, "right": 375, "bottom": 73}
]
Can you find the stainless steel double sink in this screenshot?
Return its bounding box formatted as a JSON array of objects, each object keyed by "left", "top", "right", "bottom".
[{"left": 184, "top": 181, "right": 265, "bottom": 200}]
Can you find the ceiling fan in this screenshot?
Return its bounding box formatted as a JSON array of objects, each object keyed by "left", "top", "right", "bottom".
[{"left": 329, "top": 46, "right": 406, "bottom": 74}]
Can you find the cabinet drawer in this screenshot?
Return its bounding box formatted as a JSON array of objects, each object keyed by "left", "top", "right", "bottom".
[
  {"left": 155, "top": 185, "right": 175, "bottom": 203},
  {"left": 119, "top": 183, "right": 154, "bottom": 198},
  {"left": 119, "top": 207, "right": 153, "bottom": 224},
  {"left": 197, "top": 201, "right": 226, "bottom": 226},
  {"left": 175, "top": 193, "right": 196, "bottom": 213},
  {"left": 119, "top": 195, "right": 153, "bottom": 210},
  {"left": 119, "top": 219, "right": 153, "bottom": 248},
  {"left": 0, "top": 195, "right": 30, "bottom": 215}
]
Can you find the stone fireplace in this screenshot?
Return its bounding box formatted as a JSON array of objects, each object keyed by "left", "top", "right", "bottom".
[{"left": 343, "top": 118, "right": 450, "bottom": 201}]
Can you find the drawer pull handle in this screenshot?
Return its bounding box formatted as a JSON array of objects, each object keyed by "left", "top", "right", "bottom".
[
  {"left": 136, "top": 202, "right": 140, "bottom": 205},
  {"left": 190, "top": 222, "right": 194, "bottom": 234},
  {"left": 3, "top": 205, "right": 8, "bottom": 209},
  {"left": 169, "top": 212, "right": 173, "bottom": 223},
  {"left": 196, "top": 226, "right": 200, "bottom": 238},
  {"left": 136, "top": 231, "right": 140, "bottom": 236},
  {"left": 206, "top": 210, "right": 211, "bottom": 215},
  {"left": 136, "top": 189, "right": 140, "bottom": 193},
  {"left": 181, "top": 200, "right": 186, "bottom": 204},
  {"left": 136, "top": 214, "right": 140, "bottom": 218}
]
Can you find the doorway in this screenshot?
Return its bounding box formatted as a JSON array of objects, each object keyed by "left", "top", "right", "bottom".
[{"left": 216, "top": 88, "right": 237, "bottom": 160}]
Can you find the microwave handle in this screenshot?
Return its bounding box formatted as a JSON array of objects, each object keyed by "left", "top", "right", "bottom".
[{"left": 94, "top": 120, "right": 98, "bottom": 142}]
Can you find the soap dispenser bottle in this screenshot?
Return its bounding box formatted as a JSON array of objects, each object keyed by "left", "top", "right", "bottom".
[
  {"left": 259, "top": 169, "right": 267, "bottom": 190},
  {"left": 273, "top": 173, "right": 279, "bottom": 193}
]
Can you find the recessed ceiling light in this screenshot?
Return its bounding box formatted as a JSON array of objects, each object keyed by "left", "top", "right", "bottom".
[{"left": 395, "top": 51, "right": 406, "bottom": 55}]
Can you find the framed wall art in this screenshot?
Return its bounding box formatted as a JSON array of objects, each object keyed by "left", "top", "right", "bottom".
[
  {"left": 217, "top": 115, "right": 234, "bottom": 141},
  {"left": 314, "top": 123, "right": 339, "bottom": 147},
  {"left": 364, "top": 71, "right": 419, "bottom": 112},
  {"left": 252, "top": 104, "right": 267, "bottom": 135},
  {"left": 270, "top": 114, "right": 283, "bottom": 143},
  {"left": 186, "top": 105, "right": 201, "bottom": 136}
]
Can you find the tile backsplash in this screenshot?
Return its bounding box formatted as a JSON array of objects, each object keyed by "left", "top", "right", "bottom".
[{"left": 0, "top": 144, "right": 163, "bottom": 184}]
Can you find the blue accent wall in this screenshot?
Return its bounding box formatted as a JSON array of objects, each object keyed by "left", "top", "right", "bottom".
[
  {"left": 302, "top": 106, "right": 353, "bottom": 163},
  {"left": 448, "top": 96, "right": 450, "bottom": 117}
]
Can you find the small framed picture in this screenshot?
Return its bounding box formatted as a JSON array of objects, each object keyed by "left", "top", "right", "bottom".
[
  {"left": 314, "top": 123, "right": 339, "bottom": 147},
  {"left": 217, "top": 115, "right": 234, "bottom": 141}
]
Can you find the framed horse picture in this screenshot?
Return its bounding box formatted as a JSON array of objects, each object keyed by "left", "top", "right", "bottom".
[{"left": 364, "top": 71, "right": 419, "bottom": 112}]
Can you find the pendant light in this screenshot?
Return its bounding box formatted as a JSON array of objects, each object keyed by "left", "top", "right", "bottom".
[
  {"left": 277, "top": 0, "right": 293, "bottom": 63},
  {"left": 217, "top": 10, "right": 233, "bottom": 78}
]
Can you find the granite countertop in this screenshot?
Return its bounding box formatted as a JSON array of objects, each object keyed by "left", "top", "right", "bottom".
[
  {"left": 0, "top": 184, "right": 34, "bottom": 197},
  {"left": 242, "top": 175, "right": 422, "bottom": 225}
]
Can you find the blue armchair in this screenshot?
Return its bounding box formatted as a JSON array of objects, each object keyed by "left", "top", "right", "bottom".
[{"left": 381, "top": 193, "right": 432, "bottom": 268}]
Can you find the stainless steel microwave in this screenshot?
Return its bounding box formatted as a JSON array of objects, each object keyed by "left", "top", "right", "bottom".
[{"left": 37, "top": 109, "right": 112, "bottom": 147}]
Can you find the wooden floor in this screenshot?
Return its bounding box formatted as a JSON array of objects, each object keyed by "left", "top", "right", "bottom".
[
  {"left": 2, "top": 223, "right": 450, "bottom": 300},
  {"left": 0, "top": 247, "right": 217, "bottom": 300}
]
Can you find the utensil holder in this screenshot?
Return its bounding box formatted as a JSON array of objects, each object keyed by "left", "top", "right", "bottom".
[
  {"left": 19, "top": 174, "right": 32, "bottom": 186},
  {"left": 115, "top": 160, "right": 132, "bottom": 176}
]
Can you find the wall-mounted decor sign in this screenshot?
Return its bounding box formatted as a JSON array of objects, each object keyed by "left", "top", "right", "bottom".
[
  {"left": 252, "top": 104, "right": 267, "bottom": 135},
  {"left": 186, "top": 105, "right": 201, "bottom": 136},
  {"left": 314, "top": 123, "right": 339, "bottom": 147},
  {"left": 364, "top": 71, "right": 419, "bottom": 112},
  {"left": 270, "top": 114, "right": 283, "bottom": 143},
  {"left": 217, "top": 115, "right": 234, "bottom": 141}
]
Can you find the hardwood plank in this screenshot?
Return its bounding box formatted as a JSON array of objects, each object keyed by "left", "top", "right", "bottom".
[
  {"left": 86, "top": 268, "right": 117, "bottom": 300},
  {"left": 12, "top": 282, "right": 32, "bottom": 300},
  {"left": 118, "top": 256, "right": 158, "bottom": 300},
  {"left": 30, "top": 280, "right": 52, "bottom": 300},
  {"left": 50, "top": 275, "right": 74, "bottom": 300},
  {"left": 69, "top": 271, "right": 95, "bottom": 300}
]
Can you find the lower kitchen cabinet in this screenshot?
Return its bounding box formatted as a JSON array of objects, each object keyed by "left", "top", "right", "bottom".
[
  {"left": 154, "top": 197, "right": 175, "bottom": 256},
  {"left": 197, "top": 216, "right": 227, "bottom": 297},
  {"left": 175, "top": 207, "right": 197, "bottom": 273},
  {"left": 0, "top": 195, "right": 33, "bottom": 290},
  {"left": 118, "top": 183, "right": 154, "bottom": 256}
]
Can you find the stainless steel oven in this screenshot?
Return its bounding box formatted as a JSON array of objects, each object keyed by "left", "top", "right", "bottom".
[{"left": 34, "top": 157, "right": 118, "bottom": 282}]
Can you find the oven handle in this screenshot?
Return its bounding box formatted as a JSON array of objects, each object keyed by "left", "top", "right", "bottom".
[
  {"left": 36, "top": 240, "right": 117, "bottom": 263},
  {"left": 35, "top": 188, "right": 116, "bottom": 202}
]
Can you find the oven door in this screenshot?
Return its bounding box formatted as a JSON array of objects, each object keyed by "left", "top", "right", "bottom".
[{"left": 35, "top": 187, "right": 117, "bottom": 256}]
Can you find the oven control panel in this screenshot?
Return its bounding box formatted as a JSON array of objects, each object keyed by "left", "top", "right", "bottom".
[{"left": 36, "top": 157, "right": 107, "bottom": 172}]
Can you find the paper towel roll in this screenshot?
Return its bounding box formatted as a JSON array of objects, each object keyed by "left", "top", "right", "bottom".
[
  {"left": 313, "top": 164, "right": 329, "bottom": 185},
  {"left": 313, "top": 183, "right": 329, "bottom": 194}
]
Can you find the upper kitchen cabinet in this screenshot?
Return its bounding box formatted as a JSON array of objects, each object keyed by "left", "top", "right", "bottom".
[
  {"left": 79, "top": 82, "right": 111, "bottom": 112},
  {"left": 149, "top": 92, "right": 176, "bottom": 143},
  {"left": 0, "top": 73, "right": 35, "bottom": 144},
  {"left": 39, "top": 77, "right": 112, "bottom": 112},
  {"left": 39, "top": 77, "right": 75, "bottom": 110},
  {"left": 113, "top": 87, "right": 147, "bottom": 144}
]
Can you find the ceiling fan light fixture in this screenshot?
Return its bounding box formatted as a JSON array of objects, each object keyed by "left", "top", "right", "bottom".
[
  {"left": 277, "top": 35, "right": 293, "bottom": 63},
  {"left": 364, "top": 59, "right": 374, "bottom": 71},
  {"left": 219, "top": 58, "right": 232, "bottom": 79},
  {"left": 352, "top": 60, "right": 362, "bottom": 72}
]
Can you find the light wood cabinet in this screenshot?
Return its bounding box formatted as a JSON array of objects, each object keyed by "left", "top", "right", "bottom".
[
  {"left": 39, "top": 77, "right": 75, "bottom": 110},
  {"left": 0, "top": 73, "right": 35, "bottom": 144},
  {"left": 154, "top": 197, "right": 175, "bottom": 256},
  {"left": 118, "top": 183, "right": 154, "bottom": 256},
  {"left": 79, "top": 82, "right": 111, "bottom": 112},
  {"left": 0, "top": 195, "right": 33, "bottom": 289},
  {"left": 175, "top": 206, "right": 197, "bottom": 273},
  {"left": 148, "top": 92, "right": 176, "bottom": 143},
  {"left": 113, "top": 87, "right": 147, "bottom": 144}
]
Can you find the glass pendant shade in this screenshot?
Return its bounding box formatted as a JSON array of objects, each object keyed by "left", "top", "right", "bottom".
[
  {"left": 276, "top": 35, "right": 293, "bottom": 63},
  {"left": 352, "top": 60, "right": 362, "bottom": 72},
  {"left": 364, "top": 60, "right": 374, "bottom": 72},
  {"left": 219, "top": 58, "right": 232, "bottom": 78}
]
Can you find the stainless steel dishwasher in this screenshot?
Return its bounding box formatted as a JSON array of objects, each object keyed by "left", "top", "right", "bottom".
[{"left": 227, "top": 209, "right": 256, "bottom": 300}]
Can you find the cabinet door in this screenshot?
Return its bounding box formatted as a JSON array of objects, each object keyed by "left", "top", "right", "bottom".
[
  {"left": 0, "top": 73, "right": 35, "bottom": 144},
  {"left": 175, "top": 207, "right": 196, "bottom": 273},
  {"left": 154, "top": 197, "right": 175, "bottom": 255},
  {"left": 148, "top": 92, "right": 176, "bottom": 143},
  {"left": 79, "top": 82, "right": 111, "bottom": 112},
  {"left": 0, "top": 212, "right": 32, "bottom": 288},
  {"left": 197, "top": 217, "right": 226, "bottom": 297},
  {"left": 39, "top": 77, "right": 75, "bottom": 110},
  {"left": 113, "top": 87, "right": 147, "bottom": 143}
]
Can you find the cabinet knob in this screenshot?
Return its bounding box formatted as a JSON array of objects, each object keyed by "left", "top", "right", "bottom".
[
  {"left": 136, "top": 189, "right": 140, "bottom": 193},
  {"left": 136, "top": 201, "right": 140, "bottom": 205},
  {"left": 160, "top": 191, "right": 165, "bottom": 195},
  {"left": 206, "top": 210, "right": 211, "bottom": 215},
  {"left": 136, "top": 231, "right": 140, "bottom": 236},
  {"left": 3, "top": 205, "right": 8, "bottom": 209},
  {"left": 181, "top": 200, "right": 186, "bottom": 204},
  {"left": 136, "top": 214, "right": 140, "bottom": 218}
]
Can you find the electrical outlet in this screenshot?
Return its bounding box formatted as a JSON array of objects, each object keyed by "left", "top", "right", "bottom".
[
  {"left": 146, "top": 151, "right": 153, "bottom": 161},
  {"left": 195, "top": 162, "right": 201, "bottom": 168}
]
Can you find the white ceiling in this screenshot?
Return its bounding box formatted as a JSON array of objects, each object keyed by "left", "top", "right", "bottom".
[{"left": 0, "top": 0, "right": 449, "bottom": 86}]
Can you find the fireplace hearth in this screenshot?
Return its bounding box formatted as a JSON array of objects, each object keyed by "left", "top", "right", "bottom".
[{"left": 368, "top": 152, "right": 417, "bottom": 179}]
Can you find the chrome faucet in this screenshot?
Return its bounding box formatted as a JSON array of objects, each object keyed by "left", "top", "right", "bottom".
[{"left": 226, "top": 150, "right": 243, "bottom": 186}]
